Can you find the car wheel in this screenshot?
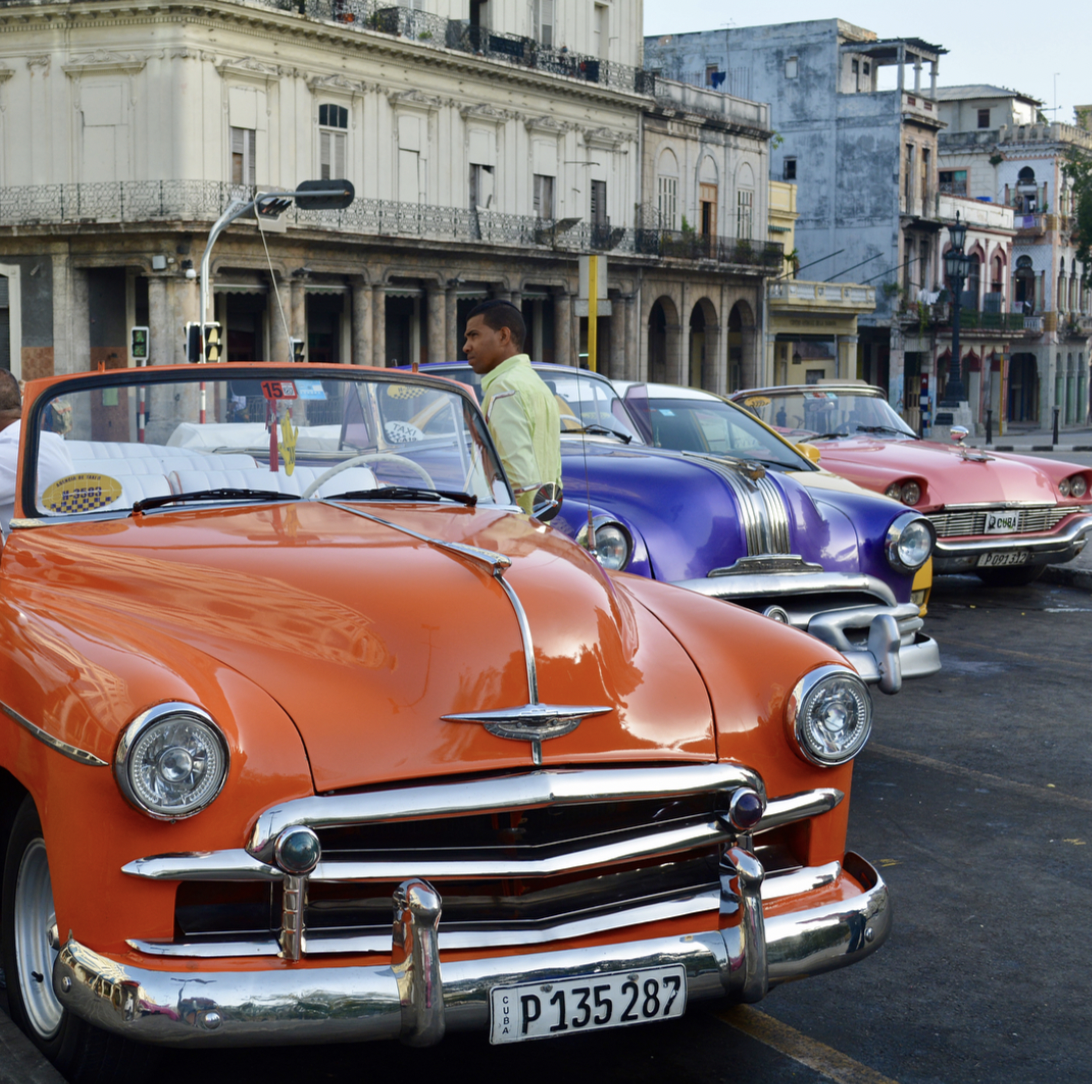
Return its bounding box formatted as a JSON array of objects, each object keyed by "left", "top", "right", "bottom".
[
  {"left": 1, "top": 795, "right": 158, "bottom": 1083},
  {"left": 976, "top": 564, "right": 1045, "bottom": 587}
]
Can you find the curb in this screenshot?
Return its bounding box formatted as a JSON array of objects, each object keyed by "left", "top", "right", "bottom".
[
  {"left": 1042, "top": 564, "right": 1092, "bottom": 592},
  {"left": 0, "top": 1009, "right": 67, "bottom": 1084},
  {"left": 978, "top": 445, "right": 1092, "bottom": 453}
]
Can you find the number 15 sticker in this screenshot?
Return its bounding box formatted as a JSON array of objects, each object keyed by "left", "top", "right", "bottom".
[{"left": 261, "top": 380, "right": 298, "bottom": 401}]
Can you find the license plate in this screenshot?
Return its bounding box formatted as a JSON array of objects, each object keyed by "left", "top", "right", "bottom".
[
  {"left": 978, "top": 551, "right": 1029, "bottom": 567},
  {"left": 489, "top": 965, "right": 687, "bottom": 1044},
  {"left": 984, "top": 510, "right": 1020, "bottom": 534}
]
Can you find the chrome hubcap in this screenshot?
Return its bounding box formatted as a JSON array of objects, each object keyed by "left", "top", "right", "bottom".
[{"left": 14, "top": 838, "right": 63, "bottom": 1039}]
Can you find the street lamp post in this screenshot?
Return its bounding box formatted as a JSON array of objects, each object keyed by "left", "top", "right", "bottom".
[{"left": 941, "top": 212, "right": 969, "bottom": 406}]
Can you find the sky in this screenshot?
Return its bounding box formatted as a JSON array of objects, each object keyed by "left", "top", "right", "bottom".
[{"left": 642, "top": 2, "right": 1092, "bottom": 122}]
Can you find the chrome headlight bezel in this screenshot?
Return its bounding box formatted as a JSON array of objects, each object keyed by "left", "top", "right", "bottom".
[
  {"left": 786, "top": 665, "right": 874, "bottom": 766},
  {"left": 114, "top": 702, "right": 231, "bottom": 820},
  {"left": 885, "top": 511, "right": 935, "bottom": 573},
  {"left": 1063, "top": 473, "right": 1087, "bottom": 499},
  {"left": 576, "top": 515, "right": 633, "bottom": 572}
]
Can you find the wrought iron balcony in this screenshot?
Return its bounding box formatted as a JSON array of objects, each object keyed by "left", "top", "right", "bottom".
[{"left": 633, "top": 228, "right": 783, "bottom": 271}]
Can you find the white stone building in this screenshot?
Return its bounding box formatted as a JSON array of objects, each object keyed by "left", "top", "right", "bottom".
[{"left": 0, "top": 0, "right": 780, "bottom": 389}]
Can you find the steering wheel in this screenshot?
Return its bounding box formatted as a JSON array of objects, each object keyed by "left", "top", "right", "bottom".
[{"left": 302, "top": 454, "right": 435, "bottom": 499}]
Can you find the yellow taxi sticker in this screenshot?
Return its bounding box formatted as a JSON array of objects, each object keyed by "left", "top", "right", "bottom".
[
  {"left": 744, "top": 396, "right": 771, "bottom": 408},
  {"left": 42, "top": 473, "right": 123, "bottom": 514}
]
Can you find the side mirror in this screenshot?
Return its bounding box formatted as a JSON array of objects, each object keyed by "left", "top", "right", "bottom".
[
  {"left": 531, "top": 484, "right": 562, "bottom": 523},
  {"left": 797, "top": 442, "right": 822, "bottom": 465},
  {"left": 950, "top": 426, "right": 969, "bottom": 445}
]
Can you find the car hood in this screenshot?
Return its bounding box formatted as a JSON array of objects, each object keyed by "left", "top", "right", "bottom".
[
  {"left": 8, "top": 502, "right": 720, "bottom": 790},
  {"left": 816, "top": 436, "right": 1062, "bottom": 506}
]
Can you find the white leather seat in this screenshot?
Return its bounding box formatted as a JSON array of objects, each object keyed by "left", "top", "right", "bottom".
[{"left": 169, "top": 466, "right": 379, "bottom": 499}]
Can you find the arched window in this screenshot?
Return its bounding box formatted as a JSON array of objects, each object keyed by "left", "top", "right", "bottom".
[
  {"left": 735, "top": 162, "right": 755, "bottom": 241},
  {"left": 656, "top": 148, "right": 679, "bottom": 230},
  {"left": 318, "top": 103, "right": 348, "bottom": 180},
  {"left": 1014, "top": 255, "right": 1036, "bottom": 312}
]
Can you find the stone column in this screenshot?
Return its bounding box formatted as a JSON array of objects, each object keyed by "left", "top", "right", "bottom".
[
  {"left": 169, "top": 274, "right": 200, "bottom": 366},
  {"left": 493, "top": 285, "right": 512, "bottom": 303},
  {"left": 269, "top": 275, "right": 290, "bottom": 364},
  {"left": 833, "top": 335, "right": 842, "bottom": 380},
  {"left": 843, "top": 334, "right": 860, "bottom": 381},
  {"left": 445, "top": 286, "right": 459, "bottom": 360},
  {"left": 554, "top": 292, "right": 572, "bottom": 368},
  {"left": 704, "top": 321, "right": 723, "bottom": 394},
  {"left": 373, "top": 286, "right": 387, "bottom": 367},
  {"left": 609, "top": 292, "right": 625, "bottom": 379},
  {"left": 888, "top": 327, "right": 906, "bottom": 413},
  {"left": 69, "top": 267, "right": 90, "bottom": 376},
  {"left": 351, "top": 279, "right": 373, "bottom": 366},
  {"left": 426, "top": 284, "right": 445, "bottom": 364},
  {"left": 290, "top": 280, "right": 307, "bottom": 361},
  {"left": 664, "top": 319, "right": 684, "bottom": 385},
  {"left": 623, "top": 294, "right": 638, "bottom": 381},
  {"left": 147, "top": 276, "right": 170, "bottom": 368}
]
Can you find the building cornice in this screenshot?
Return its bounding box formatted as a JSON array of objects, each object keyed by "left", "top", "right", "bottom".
[{"left": 63, "top": 50, "right": 149, "bottom": 76}]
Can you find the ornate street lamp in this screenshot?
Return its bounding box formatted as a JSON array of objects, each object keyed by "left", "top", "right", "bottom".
[{"left": 941, "top": 212, "right": 969, "bottom": 405}]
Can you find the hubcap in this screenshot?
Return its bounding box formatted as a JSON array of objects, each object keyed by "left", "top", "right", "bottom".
[{"left": 14, "top": 838, "right": 63, "bottom": 1039}]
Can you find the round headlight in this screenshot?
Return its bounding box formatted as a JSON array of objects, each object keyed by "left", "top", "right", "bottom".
[
  {"left": 886, "top": 511, "right": 935, "bottom": 572},
  {"left": 900, "top": 481, "right": 921, "bottom": 506},
  {"left": 594, "top": 525, "right": 631, "bottom": 570},
  {"left": 1059, "top": 478, "right": 1072, "bottom": 497},
  {"left": 884, "top": 483, "right": 902, "bottom": 500},
  {"left": 786, "top": 666, "right": 873, "bottom": 766},
  {"left": 1068, "top": 474, "right": 1087, "bottom": 499},
  {"left": 115, "top": 703, "right": 230, "bottom": 820}
]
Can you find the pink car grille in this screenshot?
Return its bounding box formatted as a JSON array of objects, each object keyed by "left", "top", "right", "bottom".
[{"left": 928, "top": 505, "right": 1071, "bottom": 538}]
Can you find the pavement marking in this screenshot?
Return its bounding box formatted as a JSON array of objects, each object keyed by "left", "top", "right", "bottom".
[
  {"left": 869, "top": 743, "right": 1092, "bottom": 813},
  {"left": 715, "top": 1005, "right": 900, "bottom": 1084}
]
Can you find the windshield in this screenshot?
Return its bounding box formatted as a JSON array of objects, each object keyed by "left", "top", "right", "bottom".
[
  {"left": 737, "top": 389, "right": 917, "bottom": 441},
  {"left": 20, "top": 369, "right": 511, "bottom": 524},
  {"left": 432, "top": 365, "right": 643, "bottom": 444},
  {"left": 625, "top": 393, "right": 810, "bottom": 470}
]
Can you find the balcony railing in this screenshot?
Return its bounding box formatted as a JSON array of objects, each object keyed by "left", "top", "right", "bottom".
[
  {"left": 944, "top": 310, "right": 1026, "bottom": 333},
  {"left": 0, "top": 180, "right": 778, "bottom": 269}
]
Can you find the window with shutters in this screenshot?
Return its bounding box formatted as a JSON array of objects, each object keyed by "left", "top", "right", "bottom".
[
  {"left": 231, "top": 127, "right": 256, "bottom": 186},
  {"left": 533, "top": 0, "right": 554, "bottom": 48},
  {"left": 590, "top": 180, "right": 607, "bottom": 227},
  {"left": 736, "top": 189, "right": 753, "bottom": 240},
  {"left": 657, "top": 176, "right": 678, "bottom": 231},
  {"left": 318, "top": 104, "right": 348, "bottom": 181},
  {"left": 533, "top": 174, "right": 555, "bottom": 220},
  {"left": 470, "top": 164, "right": 494, "bottom": 210}
]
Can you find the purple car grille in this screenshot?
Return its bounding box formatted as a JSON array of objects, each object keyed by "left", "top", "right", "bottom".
[{"left": 928, "top": 505, "right": 1071, "bottom": 538}]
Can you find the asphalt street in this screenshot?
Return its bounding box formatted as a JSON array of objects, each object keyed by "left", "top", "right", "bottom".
[{"left": 3, "top": 571, "right": 1091, "bottom": 1084}]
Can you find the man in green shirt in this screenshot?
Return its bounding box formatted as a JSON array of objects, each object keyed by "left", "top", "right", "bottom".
[{"left": 463, "top": 300, "right": 562, "bottom": 518}]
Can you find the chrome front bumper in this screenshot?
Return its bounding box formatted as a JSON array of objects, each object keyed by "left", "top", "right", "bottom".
[
  {"left": 54, "top": 852, "right": 889, "bottom": 1049},
  {"left": 674, "top": 566, "right": 938, "bottom": 694},
  {"left": 932, "top": 513, "right": 1092, "bottom": 572}
]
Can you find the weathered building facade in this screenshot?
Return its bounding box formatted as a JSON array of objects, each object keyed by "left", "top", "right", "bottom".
[
  {"left": 936, "top": 87, "right": 1091, "bottom": 429},
  {"left": 0, "top": 0, "right": 780, "bottom": 389},
  {"left": 646, "top": 19, "right": 946, "bottom": 415}
]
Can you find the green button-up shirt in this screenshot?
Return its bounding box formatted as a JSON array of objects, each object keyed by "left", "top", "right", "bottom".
[{"left": 480, "top": 354, "right": 562, "bottom": 514}]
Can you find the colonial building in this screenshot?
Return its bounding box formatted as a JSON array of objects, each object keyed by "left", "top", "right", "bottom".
[
  {"left": 0, "top": 0, "right": 780, "bottom": 390},
  {"left": 935, "top": 87, "right": 1091, "bottom": 429},
  {"left": 646, "top": 19, "right": 947, "bottom": 416}
]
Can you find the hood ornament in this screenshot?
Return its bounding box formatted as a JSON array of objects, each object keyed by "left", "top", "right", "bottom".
[{"left": 322, "top": 500, "right": 612, "bottom": 765}]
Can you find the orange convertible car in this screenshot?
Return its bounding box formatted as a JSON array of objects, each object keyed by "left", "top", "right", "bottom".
[{"left": 0, "top": 364, "right": 889, "bottom": 1080}]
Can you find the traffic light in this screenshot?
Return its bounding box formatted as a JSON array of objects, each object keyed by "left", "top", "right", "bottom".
[
  {"left": 185, "top": 322, "right": 202, "bottom": 364},
  {"left": 203, "top": 322, "right": 222, "bottom": 364},
  {"left": 130, "top": 326, "right": 149, "bottom": 364},
  {"left": 289, "top": 337, "right": 305, "bottom": 363}
]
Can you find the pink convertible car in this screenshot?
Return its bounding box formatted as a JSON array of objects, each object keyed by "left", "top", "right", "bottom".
[{"left": 732, "top": 384, "right": 1092, "bottom": 586}]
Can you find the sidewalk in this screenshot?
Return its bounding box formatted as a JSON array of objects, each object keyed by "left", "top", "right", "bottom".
[{"left": 961, "top": 425, "right": 1092, "bottom": 452}]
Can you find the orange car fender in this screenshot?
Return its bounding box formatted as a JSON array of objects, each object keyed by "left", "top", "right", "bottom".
[{"left": 614, "top": 573, "right": 856, "bottom": 868}]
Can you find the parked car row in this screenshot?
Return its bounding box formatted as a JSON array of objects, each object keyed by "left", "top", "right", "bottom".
[{"left": 3, "top": 358, "right": 1083, "bottom": 1081}]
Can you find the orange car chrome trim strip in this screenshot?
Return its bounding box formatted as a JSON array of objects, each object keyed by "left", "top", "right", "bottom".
[{"left": 0, "top": 702, "right": 108, "bottom": 767}]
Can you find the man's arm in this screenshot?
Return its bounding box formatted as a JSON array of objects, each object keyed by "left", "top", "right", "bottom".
[{"left": 486, "top": 390, "right": 541, "bottom": 513}]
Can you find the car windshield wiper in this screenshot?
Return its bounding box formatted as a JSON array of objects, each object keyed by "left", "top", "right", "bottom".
[
  {"left": 132, "top": 488, "right": 293, "bottom": 514},
  {"left": 807, "top": 432, "right": 848, "bottom": 441},
  {"left": 856, "top": 424, "right": 910, "bottom": 436},
  {"left": 572, "top": 422, "right": 633, "bottom": 443},
  {"left": 327, "top": 485, "right": 478, "bottom": 507}
]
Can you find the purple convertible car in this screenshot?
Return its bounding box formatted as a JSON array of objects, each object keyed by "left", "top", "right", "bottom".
[{"left": 419, "top": 362, "right": 940, "bottom": 694}]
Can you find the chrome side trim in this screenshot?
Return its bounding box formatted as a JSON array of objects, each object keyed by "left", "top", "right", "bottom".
[
  {"left": 757, "top": 788, "right": 843, "bottom": 831},
  {"left": 57, "top": 855, "right": 890, "bottom": 1046},
  {"left": 247, "top": 764, "right": 765, "bottom": 862},
  {"left": 756, "top": 474, "right": 792, "bottom": 555},
  {"left": 122, "top": 850, "right": 282, "bottom": 882},
  {"left": 673, "top": 570, "right": 898, "bottom": 607},
  {"left": 0, "top": 702, "right": 108, "bottom": 767},
  {"left": 761, "top": 860, "right": 841, "bottom": 901}
]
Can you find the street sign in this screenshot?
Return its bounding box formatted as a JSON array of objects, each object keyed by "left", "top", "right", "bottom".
[{"left": 578, "top": 255, "right": 608, "bottom": 300}]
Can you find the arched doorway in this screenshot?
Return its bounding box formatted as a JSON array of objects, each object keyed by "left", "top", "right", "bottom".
[
  {"left": 1014, "top": 255, "right": 1036, "bottom": 313},
  {"left": 647, "top": 295, "right": 680, "bottom": 384},
  {"left": 727, "top": 300, "right": 756, "bottom": 390},
  {"left": 688, "top": 299, "right": 719, "bottom": 390},
  {"left": 1008, "top": 353, "right": 1039, "bottom": 422}
]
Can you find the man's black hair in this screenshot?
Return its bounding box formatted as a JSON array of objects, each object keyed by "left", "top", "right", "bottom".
[
  {"left": 467, "top": 299, "right": 526, "bottom": 352},
  {"left": 0, "top": 369, "right": 20, "bottom": 412}
]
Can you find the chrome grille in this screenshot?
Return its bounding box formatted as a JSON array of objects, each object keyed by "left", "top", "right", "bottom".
[{"left": 928, "top": 505, "right": 1071, "bottom": 538}]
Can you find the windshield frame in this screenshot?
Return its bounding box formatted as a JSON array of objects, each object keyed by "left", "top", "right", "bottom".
[
  {"left": 735, "top": 387, "right": 918, "bottom": 442},
  {"left": 17, "top": 365, "right": 513, "bottom": 528}
]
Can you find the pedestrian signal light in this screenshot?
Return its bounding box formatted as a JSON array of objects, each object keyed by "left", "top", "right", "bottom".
[
  {"left": 185, "top": 322, "right": 202, "bottom": 364},
  {"left": 203, "top": 322, "right": 222, "bottom": 364},
  {"left": 130, "top": 326, "right": 149, "bottom": 363},
  {"left": 290, "top": 337, "right": 305, "bottom": 364}
]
